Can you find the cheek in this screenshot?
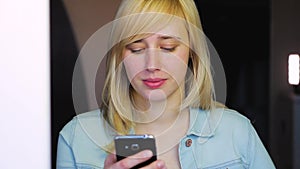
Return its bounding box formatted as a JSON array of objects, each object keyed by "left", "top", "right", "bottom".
[
  {"left": 161, "top": 49, "right": 189, "bottom": 83},
  {"left": 123, "top": 54, "right": 145, "bottom": 82}
]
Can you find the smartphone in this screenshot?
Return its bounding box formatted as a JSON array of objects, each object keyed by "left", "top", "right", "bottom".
[{"left": 114, "top": 134, "right": 157, "bottom": 169}]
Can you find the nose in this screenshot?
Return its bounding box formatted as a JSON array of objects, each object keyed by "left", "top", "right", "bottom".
[{"left": 145, "top": 49, "right": 161, "bottom": 71}]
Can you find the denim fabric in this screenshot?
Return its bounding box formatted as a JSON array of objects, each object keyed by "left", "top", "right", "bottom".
[{"left": 57, "top": 108, "right": 276, "bottom": 169}]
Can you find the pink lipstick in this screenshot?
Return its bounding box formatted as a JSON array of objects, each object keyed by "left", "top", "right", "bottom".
[{"left": 143, "top": 78, "right": 166, "bottom": 89}]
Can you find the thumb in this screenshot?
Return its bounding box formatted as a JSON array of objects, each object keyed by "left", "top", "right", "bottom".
[{"left": 104, "top": 153, "right": 117, "bottom": 167}]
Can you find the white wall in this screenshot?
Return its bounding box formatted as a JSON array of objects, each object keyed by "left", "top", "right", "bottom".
[{"left": 0, "top": 0, "right": 51, "bottom": 168}]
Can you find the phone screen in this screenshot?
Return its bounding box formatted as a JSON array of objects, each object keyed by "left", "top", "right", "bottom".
[{"left": 114, "top": 134, "right": 157, "bottom": 169}]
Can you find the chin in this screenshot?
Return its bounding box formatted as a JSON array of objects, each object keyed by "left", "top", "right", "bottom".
[{"left": 144, "top": 89, "right": 168, "bottom": 102}]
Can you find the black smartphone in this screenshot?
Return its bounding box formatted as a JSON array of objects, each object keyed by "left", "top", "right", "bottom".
[{"left": 114, "top": 134, "right": 157, "bottom": 169}]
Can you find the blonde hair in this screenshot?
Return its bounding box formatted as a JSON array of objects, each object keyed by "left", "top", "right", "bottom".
[{"left": 101, "top": 0, "right": 217, "bottom": 134}]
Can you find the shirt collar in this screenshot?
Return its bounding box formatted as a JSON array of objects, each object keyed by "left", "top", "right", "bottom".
[{"left": 187, "top": 107, "right": 224, "bottom": 138}]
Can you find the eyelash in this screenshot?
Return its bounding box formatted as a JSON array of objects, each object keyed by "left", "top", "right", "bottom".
[
  {"left": 130, "top": 48, "right": 144, "bottom": 53},
  {"left": 161, "top": 47, "right": 176, "bottom": 52},
  {"left": 129, "top": 47, "right": 176, "bottom": 53}
]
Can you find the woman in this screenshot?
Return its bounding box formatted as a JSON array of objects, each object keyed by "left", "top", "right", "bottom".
[{"left": 57, "top": 0, "right": 276, "bottom": 168}]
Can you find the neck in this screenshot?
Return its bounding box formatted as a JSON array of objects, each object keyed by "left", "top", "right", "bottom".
[
  {"left": 132, "top": 91, "right": 188, "bottom": 136},
  {"left": 131, "top": 82, "right": 189, "bottom": 133},
  {"left": 134, "top": 103, "right": 190, "bottom": 155},
  {"left": 133, "top": 98, "right": 181, "bottom": 122}
]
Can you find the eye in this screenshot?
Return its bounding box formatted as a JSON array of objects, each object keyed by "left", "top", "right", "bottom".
[
  {"left": 160, "top": 47, "right": 176, "bottom": 52},
  {"left": 126, "top": 42, "right": 145, "bottom": 54},
  {"left": 130, "top": 48, "right": 144, "bottom": 53}
]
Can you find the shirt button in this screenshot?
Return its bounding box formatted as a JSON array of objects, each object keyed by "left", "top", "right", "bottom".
[{"left": 185, "top": 139, "right": 192, "bottom": 147}]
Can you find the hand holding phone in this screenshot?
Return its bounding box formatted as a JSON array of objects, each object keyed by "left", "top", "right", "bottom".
[{"left": 114, "top": 134, "right": 157, "bottom": 169}]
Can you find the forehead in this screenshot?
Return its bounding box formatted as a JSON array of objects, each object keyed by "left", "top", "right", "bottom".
[
  {"left": 112, "top": 13, "right": 191, "bottom": 46},
  {"left": 127, "top": 20, "right": 189, "bottom": 45},
  {"left": 155, "top": 21, "right": 189, "bottom": 43}
]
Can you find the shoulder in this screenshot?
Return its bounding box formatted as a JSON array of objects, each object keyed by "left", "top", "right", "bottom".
[
  {"left": 59, "top": 109, "right": 101, "bottom": 135},
  {"left": 207, "top": 108, "right": 255, "bottom": 151},
  {"left": 59, "top": 109, "right": 113, "bottom": 146},
  {"left": 212, "top": 108, "right": 275, "bottom": 168},
  {"left": 219, "top": 108, "right": 251, "bottom": 126},
  {"left": 189, "top": 107, "right": 254, "bottom": 141},
  {"left": 58, "top": 109, "right": 111, "bottom": 168},
  {"left": 194, "top": 108, "right": 255, "bottom": 153},
  {"left": 190, "top": 107, "right": 252, "bottom": 133},
  {"left": 211, "top": 108, "right": 252, "bottom": 134},
  {"left": 188, "top": 108, "right": 274, "bottom": 168}
]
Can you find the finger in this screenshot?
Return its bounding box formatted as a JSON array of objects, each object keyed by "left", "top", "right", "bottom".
[
  {"left": 115, "top": 150, "right": 153, "bottom": 168},
  {"left": 104, "top": 153, "right": 117, "bottom": 167},
  {"left": 140, "top": 160, "right": 167, "bottom": 169}
]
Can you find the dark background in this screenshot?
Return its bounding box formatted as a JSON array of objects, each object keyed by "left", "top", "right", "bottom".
[
  {"left": 51, "top": 0, "right": 299, "bottom": 168},
  {"left": 51, "top": 0, "right": 78, "bottom": 167},
  {"left": 196, "top": 0, "right": 270, "bottom": 145}
]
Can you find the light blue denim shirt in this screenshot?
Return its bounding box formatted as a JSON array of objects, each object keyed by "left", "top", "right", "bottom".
[{"left": 57, "top": 108, "right": 276, "bottom": 169}]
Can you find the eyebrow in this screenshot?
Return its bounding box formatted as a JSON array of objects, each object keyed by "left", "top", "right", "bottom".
[
  {"left": 130, "top": 35, "right": 182, "bottom": 44},
  {"left": 158, "top": 35, "right": 182, "bottom": 41}
]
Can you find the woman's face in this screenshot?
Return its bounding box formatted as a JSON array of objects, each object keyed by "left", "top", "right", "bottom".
[{"left": 122, "top": 21, "right": 190, "bottom": 102}]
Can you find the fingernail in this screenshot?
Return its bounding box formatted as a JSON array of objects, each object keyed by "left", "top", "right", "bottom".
[
  {"left": 142, "top": 150, "right": 153, "bottom": 157},
  {"left": 157, "top": 160, "right": 165, "bottom": 168}
]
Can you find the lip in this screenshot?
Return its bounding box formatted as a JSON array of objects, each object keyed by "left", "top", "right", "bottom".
[{"left": 142, "top": 78, "right": 166, "bottom": 89}]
